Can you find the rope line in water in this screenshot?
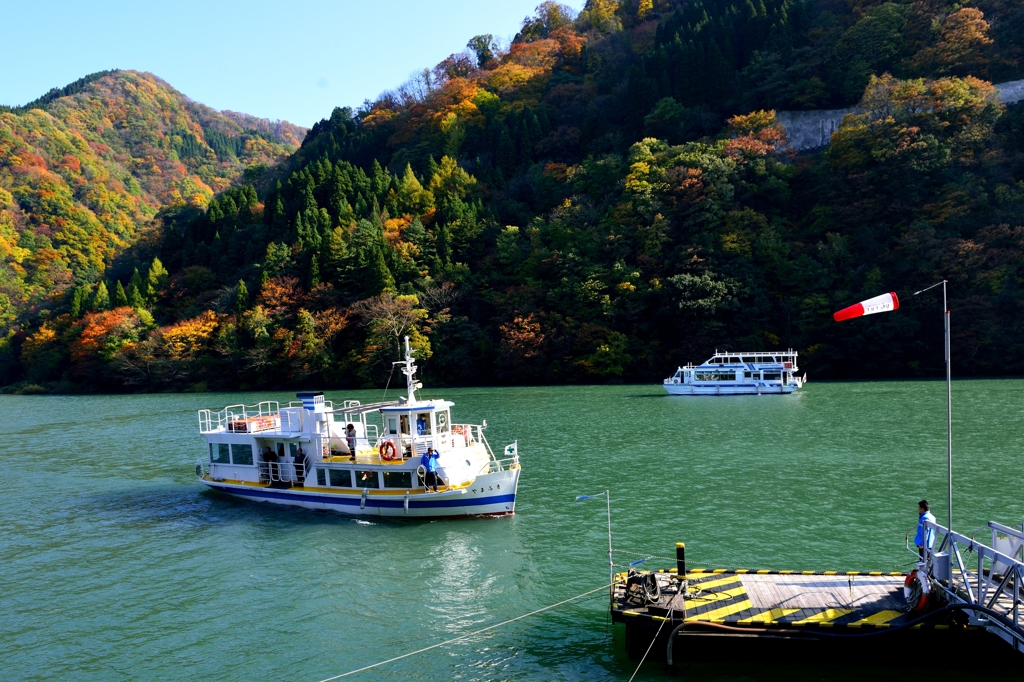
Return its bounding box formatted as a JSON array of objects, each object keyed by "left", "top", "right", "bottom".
[
  {"left": 628, "top": 602, "right": 673, "bottom": 682},
  {"left": 314, "top": 583, "right": 613, "bottom": 681}
]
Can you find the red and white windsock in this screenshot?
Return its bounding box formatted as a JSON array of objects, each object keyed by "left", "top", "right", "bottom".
[{"left": 833, "top": 292, "right": 899, "bottom": 322}]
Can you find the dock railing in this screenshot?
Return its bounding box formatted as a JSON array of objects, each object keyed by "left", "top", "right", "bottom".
[{"left": 925, "top": 519, "right": 1024, "bottom": 652}]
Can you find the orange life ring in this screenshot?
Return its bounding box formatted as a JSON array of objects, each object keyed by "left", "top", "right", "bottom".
[
  {"left": 903, "top": 571, "right": 931, "bottom": 611},
  {"left": 379, "top": 441, "right": 397, "bottom": 461}
]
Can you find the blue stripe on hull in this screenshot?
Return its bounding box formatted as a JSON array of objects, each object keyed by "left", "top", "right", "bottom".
[{"left": 207, "top": 484, "right": 515, "bottom": 510}]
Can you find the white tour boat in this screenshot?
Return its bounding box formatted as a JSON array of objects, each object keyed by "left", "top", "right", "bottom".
[
  {"left": 194, "top": 337, "right": 521, "bottom": 518},
  {"left": 663, "top": 350, "right": 804, "bottom": 396}
]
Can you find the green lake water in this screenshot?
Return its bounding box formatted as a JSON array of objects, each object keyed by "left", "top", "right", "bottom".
[{"left": 3, "top": 380, "right": 1023, "bottom": 681}]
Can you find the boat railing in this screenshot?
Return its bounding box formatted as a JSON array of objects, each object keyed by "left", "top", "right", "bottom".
[
  {"left": 198, "top": 401, "right": 283, "bottom": 434},
  {"left": 479, "top": 454, "right": 520, "bottom": 475},
  {"left": 258, "top": 461, "right": 306, "bottom": 485},
  {"left": 287, "top": 399, "right": 335, "bottom": 410}
]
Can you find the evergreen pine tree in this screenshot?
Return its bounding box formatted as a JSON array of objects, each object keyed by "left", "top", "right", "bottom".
[
  {"left": 146, "top": 257, "right": 168, "bottom": 302},
  {"left": 114, "top": 280, "right": 128, "bottom": 307},
  {"left": 91, "top": 281, "right": 110, "bottom": 311},
  {"left": 70, "top": 285, "right": 86, "bottom": 317},
  {"left": 310, "top": 254, "right": 321, "bottom": 288},
  {"left": 368, "top": 246, "right": 395, "bottom": 294},
  {"left": 129, "top": 284, "right": 146, "bottom": 310},
  {"left": 537, "top": 105, "right": 551, "bottom": 135},
  {"left": 496, "top": 126, "right": 516, "bottom": 174},
  {"left": 129, "top": 268, "right": 143, "bottom": 295},
  {"left": 235, "top": 280, "right": 249, "bottom": 317}
]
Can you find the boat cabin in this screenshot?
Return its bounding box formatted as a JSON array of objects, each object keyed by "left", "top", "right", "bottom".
[{"left": 667, "top": 350, "right": 800, "bottom": 388}]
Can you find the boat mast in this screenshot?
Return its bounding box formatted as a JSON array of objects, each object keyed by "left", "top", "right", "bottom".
[{"left": 401, "top": 335, "right": 418, "bottom": 403}]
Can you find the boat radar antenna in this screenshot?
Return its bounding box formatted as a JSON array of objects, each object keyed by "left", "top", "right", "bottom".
[{"left": 398, "top": 335, "right": 422, "bottom": 403}]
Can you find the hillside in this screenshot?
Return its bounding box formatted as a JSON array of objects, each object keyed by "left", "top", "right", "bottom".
[
  {"left": 0, "top": 69, "right": 305, "bottom": 329},
  {"left": 3, "top": 0, "right": 1024, "bottom": 392}
]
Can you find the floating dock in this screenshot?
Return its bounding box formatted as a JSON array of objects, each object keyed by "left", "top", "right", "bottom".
[{"left": 613, "top": 530, "right": 1024, "bottom": 669}]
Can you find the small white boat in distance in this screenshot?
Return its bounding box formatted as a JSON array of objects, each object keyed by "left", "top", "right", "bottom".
[
  {"left": 663, "top": 350, "right": 804, "bottom": 396},
  {"left": 194, "top": 337, "right": 521, "bottom": 518}
]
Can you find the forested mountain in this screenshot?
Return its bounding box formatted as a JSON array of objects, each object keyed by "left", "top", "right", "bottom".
[
  {"left": 3, "top": 0, "right": 1024, "bottom": 393},
  {"left": 0, "top": 70, "right": 304, "bottom": 329}
]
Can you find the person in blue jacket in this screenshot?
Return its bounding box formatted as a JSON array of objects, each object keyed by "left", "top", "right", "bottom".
[
  {"left": 915, "top": 499, "right": 936, "bottom": 559},
  {"left": 420, "top": 447, "right": 441, "bottom": 492}
]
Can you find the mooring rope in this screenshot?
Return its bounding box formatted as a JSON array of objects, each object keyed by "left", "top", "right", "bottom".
[
  {"left": 628, "top": 600, "right": 673, "bottom": 682},
  {"left": 314, "top": 582, "right": 613, "bottom": 681}
]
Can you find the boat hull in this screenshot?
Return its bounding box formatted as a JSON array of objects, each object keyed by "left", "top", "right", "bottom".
[
  {"left": 663, "top": 383, "right": 801, "bottom": 396},
  {"left": 199, "top": 467, "right": 520, "bottom": 518}
]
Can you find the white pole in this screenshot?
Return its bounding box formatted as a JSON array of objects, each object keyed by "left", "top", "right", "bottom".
[
  {"left": 944, "top": 281, "right": 952, "bottom": 532},
  {"left": 606, "top": 489, "right": 613, "bottom": 606},
  {"left": 915, "top": 280, "right": 954, "bottom": 532}
]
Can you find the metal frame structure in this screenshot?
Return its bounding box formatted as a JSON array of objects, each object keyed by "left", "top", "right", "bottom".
[{"left": 923, "top": 519, "right": 1024, "bottom": 652}]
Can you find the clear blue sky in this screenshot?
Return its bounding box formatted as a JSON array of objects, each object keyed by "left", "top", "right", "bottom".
[{"left": 2, "top": 0, "right": 584, "bottom": 128}]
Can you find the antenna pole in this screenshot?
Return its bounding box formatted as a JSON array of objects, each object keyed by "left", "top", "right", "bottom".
[
  {"left": 944, "top": 281, "right": 952, "bottom": 531},
  {"left": 404, "top": 335, "right": 417, "bottom": 403}
]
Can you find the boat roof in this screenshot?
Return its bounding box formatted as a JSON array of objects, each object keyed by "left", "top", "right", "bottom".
[
  {"left": 379, "top": 399, "right": 455, "bottom": 413},
  {"left": 330, "top": 400, "right": 400, "bottom": 415}
]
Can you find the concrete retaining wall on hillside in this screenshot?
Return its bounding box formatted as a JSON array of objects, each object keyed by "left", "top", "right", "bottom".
[{"left": 778, "top": 78, "right": 1024, "bottom": 151}]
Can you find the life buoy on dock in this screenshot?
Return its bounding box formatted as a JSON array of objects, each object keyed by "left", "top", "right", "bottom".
[
  {"left": 904, "top": 570, "right": 931, "bottom": 611},
  {"left": 379, "top": 441, "right": 398, "bottom": 461}
]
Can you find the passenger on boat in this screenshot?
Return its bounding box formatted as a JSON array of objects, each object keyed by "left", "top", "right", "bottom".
[
  {"left": 262, "top": 447, "right": 277, "bottom": 463},
  {"left": 421, "top": 447, "right": 441, "bottom": 492},
  {"left": 915, "top": 499, "right": 936, "bottom": 558},
  {"left": 346, "top": 424, "right": 357, "bottom": 454},
  {"left": 294, "top": 447, "right": 307, "bottom": 483}
]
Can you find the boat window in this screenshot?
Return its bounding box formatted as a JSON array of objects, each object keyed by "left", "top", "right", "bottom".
[
  {"left": 399, "top": 415, "right": 410, "bottom": 435},
  {"left": 387, "top": 418, "right": 399, "bottom": 435},
  {"left": 764, "top": 372, "right": 782, "bottom": 381},
  {"left": 383, "top": 471, "right": 412, "bottom": 488},
  {"left": 231, "top": 444, "right": 254, "bottom": 466},
  {"left": 416, "top": 413, "right": 432, "bottom": 435},
  {"left": 742, "top": 357, "right": 755, "bottom": 363},
  {"left": 744, "top": 371, "right": 760, "bottom": 379},
  {"left": 289, "top": 443, "right": 298, "bottom": 457},
  {"left": 211, "top": 443, "right": 230, "bottom": 463},
  {"left": 727, "top": 357, "right": 740, "bottom": 364},
  {"left": 695, "top": 371, "right": 736, "bottom": 381},
  {"left": 329, "top": 469, "right": 351, "bottom": 487},
  {"left": 355, "top": 470, "right": 380, "bottom": 488},
  {"left": 316, "top": 468, "right": 327, "bottom": 486},
  {"left": 436, "top": 410, "right": 449, "bottom": 434},
  {"left": 276, "top": 443, "right": 285, "bottom": 459}
]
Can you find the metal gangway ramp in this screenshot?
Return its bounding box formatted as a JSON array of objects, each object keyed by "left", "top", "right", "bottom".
[{"left": 924, "top": 519, "right": 1024, "bottom": 654}]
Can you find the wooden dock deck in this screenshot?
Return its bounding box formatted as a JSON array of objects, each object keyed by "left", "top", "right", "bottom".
[
  {"left": 610, "top": 546, "right": 1014, "bottom": 667},
  {"left": 615, "top": 569, "right": 919, "bottom": 629}
]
